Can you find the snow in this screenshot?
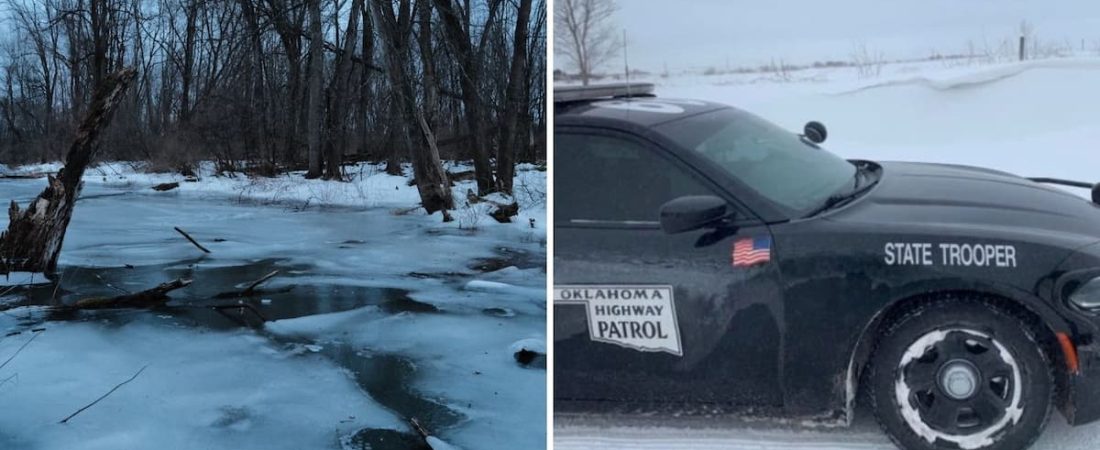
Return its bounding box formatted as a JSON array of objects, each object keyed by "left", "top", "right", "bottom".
[
  {"left": 0, "top": 160, "right": 545, "bottom": 449},
  {"left": 555, "top": 57, "right": 1100, "bottom": 448},
  {"left": 556, "top": 413, "right": 1099, "bottom": 450},
  {"left": 614, "top": 0, "right": 1100, "bottom": 73},
  {"left": 650, "top": 57, "right": 1100, "bottom": 190}
]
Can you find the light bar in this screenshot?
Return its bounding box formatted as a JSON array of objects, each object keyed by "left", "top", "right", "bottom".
[{"left": 554, "top": 83, "right": 656, "bottom": 103}]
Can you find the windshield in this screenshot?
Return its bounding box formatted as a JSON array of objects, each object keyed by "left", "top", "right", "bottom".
[{"left": 655, "top": 108, "right": 857, "bottom": 215}]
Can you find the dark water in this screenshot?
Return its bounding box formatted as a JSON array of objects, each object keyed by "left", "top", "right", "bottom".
[{"left": 4, "top": 257, "right": 467, "bottom": 446}]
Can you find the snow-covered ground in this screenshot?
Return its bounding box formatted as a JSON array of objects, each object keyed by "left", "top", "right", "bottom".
[
  {"left": 555, "top": 411, "right": 1096, "bottom": 450},
  {"left": 555, "top": 57, "right": 1100, "bottom": 448},
  {"left": 0, "top": 161, "right": 546, "bottom": 449}
]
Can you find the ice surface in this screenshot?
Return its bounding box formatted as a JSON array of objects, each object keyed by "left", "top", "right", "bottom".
[
  {"left": 0, "top": 161, "right": 546, "bottom": 449},
  {"left": 0, "top": 311, "right": 402, "bottom": 450},
  {"left": 267, "top": 277, "right": 547, "bottom": 449}
]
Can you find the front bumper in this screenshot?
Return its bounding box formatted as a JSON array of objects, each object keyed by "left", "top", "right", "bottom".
[{"left": 1064, "top": 342, "right": 1100, "bottom": 425}]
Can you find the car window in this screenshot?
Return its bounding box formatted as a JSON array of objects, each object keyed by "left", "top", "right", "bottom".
[
  {"left": 555, "top": 132, "right": 715, "bottom": 224},
  {"left": 656, "top": 108, "right": 856, "bottom": 214}
]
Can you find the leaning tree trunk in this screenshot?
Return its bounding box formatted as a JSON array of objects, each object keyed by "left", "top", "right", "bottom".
[
  {"left": 371, "top": 0, "right": 454, "bottom": 217},
  {"left": 0, "top": 68, "right": 137, "bottom": 275}
]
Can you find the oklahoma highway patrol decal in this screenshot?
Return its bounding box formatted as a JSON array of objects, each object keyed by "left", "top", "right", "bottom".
[{"left": 554, "top": 285, "right": 683, "bottom": 356}]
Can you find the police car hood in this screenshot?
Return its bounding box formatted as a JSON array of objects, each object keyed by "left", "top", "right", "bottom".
[{"left": 834, "top": 161, "right": 1100, "bottom": 245}]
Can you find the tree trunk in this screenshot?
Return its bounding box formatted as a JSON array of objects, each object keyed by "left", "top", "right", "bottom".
[
  {"left": 323, "top": 0, "right": 364, "bottom": 181},
  {"left": 180, "top": 0, "right": 198, "bottom": 124},
  {"left": 496, "top": 0, "right": 532, "bottom": 195},
  {"left": 305, "top": 0, "right": 324, "bottom": 179},
  {"left": 433, "top": 0, "right": 495, "bottom": 195},
  {"left": 0, "top": 68, "right": 137, "bottom": 275},
  {"left": 371, "top": 0, "right": 454, "bottom": 217},
  {"left": 359, "top": 3, "right": 376, "bottom": 162}
]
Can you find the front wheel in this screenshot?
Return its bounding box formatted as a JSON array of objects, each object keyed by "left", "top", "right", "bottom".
[{"left": 868, "top": 300, "right": 1053, "bottom": 450}]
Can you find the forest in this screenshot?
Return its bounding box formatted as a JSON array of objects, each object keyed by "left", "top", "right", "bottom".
[{"left": 0, "top": 0, "right": 546, "bottom": 214}]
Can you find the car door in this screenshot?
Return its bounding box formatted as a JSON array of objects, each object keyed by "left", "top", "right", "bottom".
[{"left": 553, "top": 127, "right": 787, "bottom": 408}]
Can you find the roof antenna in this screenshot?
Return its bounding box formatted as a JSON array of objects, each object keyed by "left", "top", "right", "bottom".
[{"left": 623, "top": 29, "right": 630, "bottom": 96}]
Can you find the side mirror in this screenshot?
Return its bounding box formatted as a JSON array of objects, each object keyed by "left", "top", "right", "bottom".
[
  {"left": 804, "top": 121, "right": 827, "bottom": 143},
  {"left": 659, "top": 195, "right": 729, "bottom": 234}
]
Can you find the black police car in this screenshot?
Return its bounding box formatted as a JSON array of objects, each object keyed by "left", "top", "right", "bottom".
[{"left": 553, "top": 83, "right": 1100, "bottom": 450}]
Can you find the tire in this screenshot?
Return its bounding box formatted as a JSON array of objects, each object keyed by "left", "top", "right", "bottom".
[{"left": 868, "top": 299, "right": 1053, "bottom": 450}]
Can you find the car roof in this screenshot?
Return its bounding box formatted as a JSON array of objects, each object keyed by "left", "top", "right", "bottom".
[{"left": 554, "top": 84, "right": 728, "bottom": 128}]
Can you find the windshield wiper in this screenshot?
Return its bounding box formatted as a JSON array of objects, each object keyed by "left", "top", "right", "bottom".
[{"left": 803, "top": 165, "right": 875, "bottom": 218}]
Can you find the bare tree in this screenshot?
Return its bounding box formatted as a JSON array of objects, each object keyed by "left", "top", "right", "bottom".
[
  {"left": 372, "top": 0, "right": 454, "bottom": 216},
  {"left": 497, "top": 0, "right": 533, "bottom": 194},
  {"left": 555, "top": 0, "right": 620, "bottom": 85},
  {"left": 305, "top": 0, "right": 324, "bottom": 178},
  {"left": 0, "top": 0, "right": 545, "bottom": 220},
  {"left": 433, "top": 0, "right": 501, "bottom": 195}
]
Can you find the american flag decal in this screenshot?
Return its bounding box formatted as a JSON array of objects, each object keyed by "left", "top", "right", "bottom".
[{"left": 732, "top": 236, "right": 771, "bottom": 267}]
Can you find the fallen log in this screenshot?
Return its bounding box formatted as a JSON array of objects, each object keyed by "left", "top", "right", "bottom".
[
  {"left": 0, "top": 68, "right": 137, "bottom": 275},
  {"left": 489, "top": 202, "right": 519, "bottom": 223},
  {"left": 152, "top": 182, "right": 180, "bottom": 191},
  {"left": 72, "top": 278, "right": 192, "bottom": 310},
  {"left": 0, "top": 173, "right": 49, "bottom": 180},
  {"left": 464, "top": 189, "right": 519, "bottom": 223}
]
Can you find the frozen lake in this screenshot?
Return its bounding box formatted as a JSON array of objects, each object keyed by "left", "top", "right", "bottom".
[{"left": 0, "top": 168, "right": 546, "bottom": 450}]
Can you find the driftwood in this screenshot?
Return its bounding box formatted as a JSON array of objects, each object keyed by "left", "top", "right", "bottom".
[
  {"left": 0, "top": 173, "right": 48, "bottom": 180},
  {"left": 174, "top": 227, "right": 211, "bottom": 253},
  {"left": 72, "top": 278, "right": 192, "bottom": 310},
  {"left": 151, "top": 182, "right": 180, "bottom": 191},
  {"left": 0, "top": 68, "right": 137, "bottom": 274}
]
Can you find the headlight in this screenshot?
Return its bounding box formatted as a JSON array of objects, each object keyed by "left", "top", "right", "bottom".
[{"left": 1069, "top": 276, "right": 1100, "bottom": 310}]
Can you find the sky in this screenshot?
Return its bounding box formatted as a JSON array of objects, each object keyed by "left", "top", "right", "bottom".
[{"left": 598, "top": 0, "right": 1100, "bottom": 73}]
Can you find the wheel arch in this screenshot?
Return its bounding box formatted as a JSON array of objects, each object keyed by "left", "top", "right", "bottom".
[{"left": 841, "top": 287, "right": 1071, "bottom": 425}]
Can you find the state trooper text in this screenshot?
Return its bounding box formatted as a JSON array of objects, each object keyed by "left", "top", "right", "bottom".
[{"left": 884, "top": 242, "right": 1017, "bottom": 267}]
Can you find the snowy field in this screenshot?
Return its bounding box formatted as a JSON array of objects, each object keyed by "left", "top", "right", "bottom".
[
  {"left": 554, "top": 57, "right": 1100, "bottom": 448},
  {"left": 0, "top": 162, "right": 546, "bottom": 449}
]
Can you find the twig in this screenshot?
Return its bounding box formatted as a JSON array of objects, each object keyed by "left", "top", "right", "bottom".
[
  {"left": 409, "top": 417, "right": 430, "bottom": 439},
  {"left": 0, "top": 373, "right": 17, "bottom": 388},
  {"left": 0, "top": 330, "right": 42, "bottom": 371},
  {"left": 242, "top": 270, "right": 279, "bottom": 296},
  {"left": 59, "top": 364, "right": 148, "bottom": 424},
  {"left": 174, "top": 227, "right": 211, "bottom": 253},
  {"left": 51, "top": 267, "right": 71, "bottom": 305}
]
